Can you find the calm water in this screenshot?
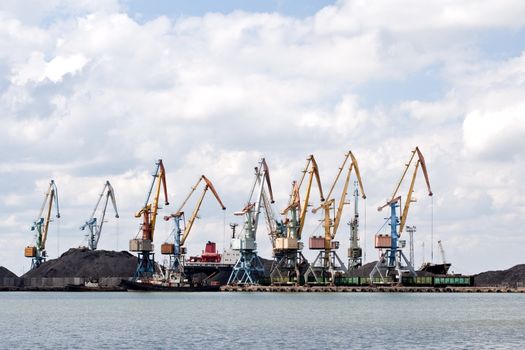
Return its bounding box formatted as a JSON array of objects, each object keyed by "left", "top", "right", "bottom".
[{"left": 1, "top": 292, "right": 524, "bottom": 349}]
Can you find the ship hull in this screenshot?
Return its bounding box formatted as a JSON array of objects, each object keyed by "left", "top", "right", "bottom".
[{"left": 122, "top": 279, "right": 221, "bottom": 292}]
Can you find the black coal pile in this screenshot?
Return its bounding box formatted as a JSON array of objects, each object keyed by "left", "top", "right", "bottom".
[
  {"left": 347, "top": 261, "right": 378, "bottom": 277},
  {"left": 22, "top": 248, "right": 137, "bottom": 278},
  {"left": 260, "top": 257, "right": 274, "bottom": 276},
  {"left": 474, "top": 264, "right": 525, "bottom": 287},
  {"left": 0, "top": 266, "right": 18, "bottom": 278}
]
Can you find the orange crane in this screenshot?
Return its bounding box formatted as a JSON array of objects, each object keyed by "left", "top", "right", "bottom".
[
  {"left": 270, "top": 155, "right": 324, "bottom": 285},
  {"left": 24, "top": 180, "right": 60, "bottom": 269},
  {"left": 129, "top": 159, "right": 169, "bottom": 279},
  {"left": 162, "top": 175, "right": 226, "bottom": 282},
  {"left": 306, "top": 151, "right": 366, "bottom": 284},
  {"left": 370, "top": 147, "right": 432, "bottom": 283}
]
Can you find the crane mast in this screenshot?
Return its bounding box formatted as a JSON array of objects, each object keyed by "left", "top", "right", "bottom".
[
  {"left": 162, "top": 175, "right": 226, "bottom": 284},
  {"left": 305, "top": 151, "right": 365, "bottom": 285},
  {"left": 228, "top": 158, "right": 274, "bottom": 285},
  {"left": 80, "top": 181, "right": 119, "bottom": 250},
  {"left": 24, "top": 180, "right": 60, "bottom": 269},
  {"left": 370, "top": 147, "right": 433, "bottom": 283},
  {"left": 270, "top": 155, "right": 324, "bottom": 285},
  {"left": 438, "top": 240, "right": 447, "bottom": 264},
  {"left": 130, "top": 159, "right": 169, "bottom": 280},
  {"left": 348, "top": 181, "right": 362, "bottom": 270}
]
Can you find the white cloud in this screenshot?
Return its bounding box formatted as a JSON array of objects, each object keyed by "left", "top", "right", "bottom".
[
  {"left": 11, "top": 52, "right": 88, "bottom": 84},
  {"left": 0, "top": 1, "right": 524, "bottom": 275},
  {"left": 463, "top": 104, "right": 525, "bottom": 158}
]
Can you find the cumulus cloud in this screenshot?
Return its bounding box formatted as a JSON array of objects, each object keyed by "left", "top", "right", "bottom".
[
  {"left": 463, "top": 104, "right": 525, "bottom": 159},
  {"left": 0, "top": 0, "right": 524, "bottom": 275}
]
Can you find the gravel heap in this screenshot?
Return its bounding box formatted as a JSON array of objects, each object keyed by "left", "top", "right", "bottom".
[
  {"left": 0, "top": 266, "right": 18, "bottom": 278},
  {"left": 21, "top": 247, "right": 138, "bottom": 278},
  {"left": 474, "top": 264, "right": 525, "bottom": 287},
  {"left": 347, "top": 261, "right": 379, "bottom": 277}
]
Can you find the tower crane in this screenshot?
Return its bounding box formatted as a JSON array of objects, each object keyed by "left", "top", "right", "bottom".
[
  {"left": 370, "top": 147, "right": 432, "bottom": 283},
  {"left": 305, "top": 151, "right": 366, "bottom": 285},
  {"left": 24, "top": 180, "right": 60, "bottom": 269},
  {"left": 80, "top": 181, "right": 119, "bottom": 251},
  {"left": 129, "top": 159, "right": 169, "bottom": 280},
  {"left": 348, "top": 181, "right": 362, "bottom": 270},
  {"left": 228, "top": 158, "right": 275, "bottom": 285},
  {"left": 270, "top": 155, "right": 324, "bottom": 285},
  {"left": 162, "top": 175, "right": 226, "bottom": 283}
]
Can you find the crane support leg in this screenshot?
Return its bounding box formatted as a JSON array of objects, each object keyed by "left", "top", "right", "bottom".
[
  {"left": 270, "top": 250, "right": 307, "bottom": 285},
  {"left": 228, "top": 251, "right": 265, "bottom": 285},
  {"left": 134, "top": 251, "right": 155, "bottom": 280},
  {"left": 304, "top": 250, "right": 347, "bottom": 285}
]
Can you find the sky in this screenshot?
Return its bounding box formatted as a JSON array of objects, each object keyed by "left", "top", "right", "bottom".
[{"left": 1, "top": 0, "right": 524, "bottom": 276}]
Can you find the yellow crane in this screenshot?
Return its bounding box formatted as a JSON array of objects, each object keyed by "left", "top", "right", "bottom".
[
  {"left": 306, "top": 151, "right": 366, "bottom": 284},
  {"left": 129, "top": 159, "right": 169, "bottom": 279},
  {"left": 162, "top": 175, "right": 226, "bottom": 282},
  {"left": 270, "top": 155, "right": 325, "bottom": 285},
  {"left": 24, "top": 180, "right": 60, "bottom": 269},
  {"left": 371, "top": 147, "right": 433, "bottom": 283}
]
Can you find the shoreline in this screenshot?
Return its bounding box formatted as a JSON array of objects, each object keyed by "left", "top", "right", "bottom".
[{"left": 2, "top": 285, "right": 525, "bottom": 293}]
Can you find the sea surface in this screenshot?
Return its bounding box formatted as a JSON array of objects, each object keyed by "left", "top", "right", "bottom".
[{"left": 0, "top": 292, "right": 524, "bottom": 349}]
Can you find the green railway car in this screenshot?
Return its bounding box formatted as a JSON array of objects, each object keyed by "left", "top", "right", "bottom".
[{"left": 433, "top": 276, "right": 473, "bottom": 286}]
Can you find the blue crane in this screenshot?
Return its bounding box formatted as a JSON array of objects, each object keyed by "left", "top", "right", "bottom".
[
  {"left": 370, "top": 147, "right": 433, "bottom": 283},
  {"left": 80, "top": 181, "right": 119, "bottom": 250}
]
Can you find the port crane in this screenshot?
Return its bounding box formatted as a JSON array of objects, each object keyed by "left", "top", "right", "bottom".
[
  {"left": 80, "top": 181, "right": 119, "bottom": 250},
  {"left": 228, "top": 158, "right": 275, "bottom": 285},
  {"left": 270, "top": 155, "right": 324, "bottom": 285},
  {"left": 163, "top": 175, "right": 226, "bottom": 283},
  {"left": 348, "top": 181, "right": 362, "bottom": 270},
  {"left": 130, "top": 159, "right": 169, "bottom": 280},
  {"left": 24, "top": 180, "right": 60, "bottom": 269},
  {"left": 305, "top": 151, "right": 366, "bottom": 284},
  {"left": 370, "top": 147, "right": 432, "bottom": 283}
]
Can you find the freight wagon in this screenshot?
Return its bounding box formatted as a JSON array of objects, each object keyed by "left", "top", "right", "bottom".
[{"left": 334, "top": 275, "right": 473, "bottom": 287}]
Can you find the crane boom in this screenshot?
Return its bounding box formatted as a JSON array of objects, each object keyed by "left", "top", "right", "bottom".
[
  {"left": 378, "top": 147, "right": 432, "bottom": 236},
  {"left": 26, "top": 180, "right": 60, "bottom": 269},
  {"left": 314, "top": 151, "right": 366, "bottom": 240},
  {"left": 253, "top": 159, "right": 274, "bottom": 234},
  {"left": 281, "top": 155, "right": 324, "bottom": 240},
  {"left": 135, "top": 159, "right": 169, "bottom": 241},
  {"left": 298, "top": 155, "right": 324, "bottom": 239},
  {"left": 438, "top": 240, "right": 447, "bottom": 264},
  {"left": 36, "top": 180, "right": 60, "bottom": 251},
  {"left": 80, "top": 181, "right": 119, "bottom": 250},
  {"left": 179, "top": 175, "right": 226, "bottom": 246}
]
